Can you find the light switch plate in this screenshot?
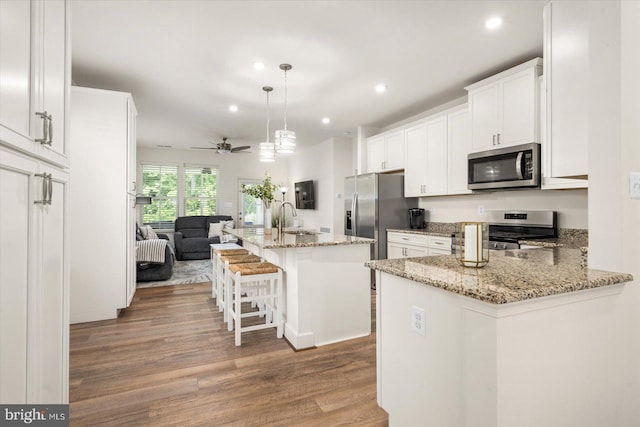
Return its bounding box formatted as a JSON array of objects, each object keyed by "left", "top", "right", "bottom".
[{"left": 630, "top": 172, "right": 640, "bottom": 199}]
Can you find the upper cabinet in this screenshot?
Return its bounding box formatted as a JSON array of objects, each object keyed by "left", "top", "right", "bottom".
[
  {"left": 404, "top": 104, "right": 470, "bottom": 198},
  {"left": 465, "top": 58, "right": 542, "bottom": 152},
  {"left": 447, "top": 107, "right": 472, "bottom": 195},
  {"left": 0, "top": 0, "right": 70, "bottom": 168},
  {"left": 543, "top": 1, "right": 588, "bottom": 181},
  {"left": 366, "top": 129, "right": 405, "bottom": 173}
]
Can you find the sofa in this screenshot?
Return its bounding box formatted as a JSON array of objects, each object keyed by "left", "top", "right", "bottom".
[
  {"left": 136, "top": 229, "right": 175, "bottom": 282},
  {"left": 173, "top": 215, "right": 234, "bottom": 260}
]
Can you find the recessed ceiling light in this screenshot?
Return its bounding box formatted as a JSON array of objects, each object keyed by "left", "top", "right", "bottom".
[
  {"left": 253, "top": 61, "right": 265, "bottom": 70},
  {"left": 485, "top": 16, "right": 503, "bottom": 30},
  {"left": 322, "top": 117, "right": 331, "bottom": 124},
  {"left": 375, "top": 84, "right": 387, "bottom": 93},
  {"left": 229, "top": 105, "right": 238, "bottom": 112}
]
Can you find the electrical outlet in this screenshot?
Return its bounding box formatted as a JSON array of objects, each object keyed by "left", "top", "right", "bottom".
[
  {"left": 411, "top": 306, "right": 425, "bottom": 336},
  {"left": 630, "top": 172, "right": 640, "bottom": 199},
  {"left": 478, "top": 205, "right": 485, "bottom": 215}
]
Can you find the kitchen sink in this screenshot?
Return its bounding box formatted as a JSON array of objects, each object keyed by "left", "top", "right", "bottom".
[{"left": 283, "top": 230, "right": 319, "bottom": 236}]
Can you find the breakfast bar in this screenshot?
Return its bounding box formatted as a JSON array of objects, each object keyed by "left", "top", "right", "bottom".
[
  {"left": 225, "top": 228, "right": 375, "bottom": 349},
  {"left": 367, "top": 248, "right": 633, "bottom": 427}
]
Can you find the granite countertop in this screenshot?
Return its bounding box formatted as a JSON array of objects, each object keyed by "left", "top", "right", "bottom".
[
  {"left": 224, "top": 228, "right": 376, "bottom": 249},
  {"left": 387, "top": 228, "right": 452, "bottom": 238},
  {"left": 366, "top": 247, "right": 632, "bottom": 304}
]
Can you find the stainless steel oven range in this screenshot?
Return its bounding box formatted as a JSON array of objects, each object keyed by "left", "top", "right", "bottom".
[{"left": 452, "top": 210, "right": 557, "bottom": 251}]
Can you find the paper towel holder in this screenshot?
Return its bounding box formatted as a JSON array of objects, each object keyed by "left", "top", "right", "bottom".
[{"left": 456, "top": 222, "right": 489, "bottom": 268}]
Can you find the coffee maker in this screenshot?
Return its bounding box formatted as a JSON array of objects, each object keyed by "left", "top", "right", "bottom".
[{"left": 408, "top": 208, "right": 426, "bottom": 229}]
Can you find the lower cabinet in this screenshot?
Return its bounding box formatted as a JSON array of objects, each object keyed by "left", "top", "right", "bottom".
[
  {"left": 0, "top": 146, "right": 69, "bottom": 404},
  {"left": 387, "top": 232, "right": 452, "bottom": 259}
]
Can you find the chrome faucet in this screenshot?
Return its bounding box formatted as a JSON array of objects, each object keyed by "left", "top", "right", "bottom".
[{"left": 279, "top": 201, "right": 297, "bottom": 236}]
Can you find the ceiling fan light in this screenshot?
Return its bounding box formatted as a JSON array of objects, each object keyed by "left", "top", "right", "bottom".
[{"left": 217, "top": 148, "right": 231, "bottom": 154}]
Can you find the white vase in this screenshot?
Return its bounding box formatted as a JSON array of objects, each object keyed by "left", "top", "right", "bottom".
[{"left": 264, "top": 206, "right": 272, "bottom": 234}]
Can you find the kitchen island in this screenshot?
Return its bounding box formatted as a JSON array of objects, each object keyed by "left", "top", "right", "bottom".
[
  {"left": 225, "top": 228, "right": 375, "bottom": 349},
  {"left": 367, "top": 248, "right": 633, "bottom": 427}
]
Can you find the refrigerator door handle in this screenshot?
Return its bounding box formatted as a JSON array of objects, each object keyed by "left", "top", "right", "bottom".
[{"left": 352, "top": 193, "right": 358, "bottom": 235}]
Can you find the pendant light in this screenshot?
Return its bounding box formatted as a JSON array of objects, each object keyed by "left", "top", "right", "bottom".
[
  {"left": 259, "top": 86, "right": 275, "bottom": 162},
  {"left": 275, "top": 63, "right": 296, "bottom": 154}
]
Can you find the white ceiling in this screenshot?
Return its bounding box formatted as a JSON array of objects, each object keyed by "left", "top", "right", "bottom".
[{"left": 71, "top": 0, "right": 545, "bottom": 151}]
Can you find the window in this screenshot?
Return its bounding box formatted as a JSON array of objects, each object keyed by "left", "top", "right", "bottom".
[
  {"left": 141, "top": 164, "right": 178, "bottom": 228},
  {"left": 184, "top": 166, "right": 218, "bottom": 216}
]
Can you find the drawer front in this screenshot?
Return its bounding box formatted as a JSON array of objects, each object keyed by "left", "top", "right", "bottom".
[
  {"left": 429, "top": 248, "right": 453, "bottom": 256},
  {"left": 387, "top": 232, "right": 429, "bottom": 246},
  {"left": 428, "top": 236, "right": 452, "bottom": 250}
]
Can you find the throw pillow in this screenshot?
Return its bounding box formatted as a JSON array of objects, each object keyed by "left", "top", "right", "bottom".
[
  {"left": 208, "top": 222, "right": 223, "bottom": 239},
  {"left": 221, "top": 220, "right": 234, "bottom": 229},
  {"left": 145, "top": 226, "right": 159, "bottom": 240}
]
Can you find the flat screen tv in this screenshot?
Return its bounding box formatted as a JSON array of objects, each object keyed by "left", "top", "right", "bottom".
[{"left": 294, "top": 180, "right": 315, "bottom": 209}]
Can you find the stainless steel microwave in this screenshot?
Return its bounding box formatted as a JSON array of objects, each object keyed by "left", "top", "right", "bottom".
[{"left": 468, "top": 143, "right": 541, "bottom": 191}]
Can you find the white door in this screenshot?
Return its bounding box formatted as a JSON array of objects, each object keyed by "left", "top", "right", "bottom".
[
  {"left": 0, "top": 0, "right": 33, "bottom": 150},
  {"left": 448, "top": 108, "right": 472, "bottom": 195},
  {"left": 404, "top": 123, "right": 427, "bottom": 197},
  {"left": 0, "top": 150, "right": 36, "bottom": 404},
  {"left": 38, "top": 166, "right": 68, "bottom": 403},
  {"left": 469, "top": 83, "right": 499, "bottom": 151},
  {"left": 500, "top": 69, "right": 536, "bottom": 146},
  {"left": 39, "top": 0, "right": 68, "bottom": 164},
  {"left": 387, "top": 242, "right": 406, "bottom": 259},
  {"left": 367, "top": 136, "right": 385, "bottom": 173},
  {"left": 384, "top": 130, "right": 405, "bottom": 171},
  {"left": 238, "top": 179, "right": 265, "bottom": 228},
  {"left": 424, "top": 116, "right": 448, "bottom": 196}
]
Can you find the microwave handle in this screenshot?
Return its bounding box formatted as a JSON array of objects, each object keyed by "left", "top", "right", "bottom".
[{"left": 516, "top": 152, "right": 524, "bottom": 179}]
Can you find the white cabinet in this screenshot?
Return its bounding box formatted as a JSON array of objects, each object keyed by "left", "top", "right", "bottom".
[
  {"left": 447, "top": 107, "right": 472, "bottom": 195},
  {"left": 70, "top": 87, "right": 138, "bottom": 324},
  {"left": 0, "top": 0, "right": 70, "bottom": 168},
  {"left": 542, "top": 1, "right": 589, "bottom": 181},
  {"left": 405, "top": 106, "right": 469, "bottom": 198},
  {"left": 404, "top": 123, "right": 428, "bottom": 196},
  {"left": 466, "top": 58, "right": 542, "bottom": 152},
  {"left": 387, "top": 232, "right": 452, "bottom": 259},
  {"left": 367, "top": 129, "right": 405, "bottom": 173},
  {"left": 0, "top": 147, "right": 69, "bottom": 404},
  {"left": 0, "top": 0, "right": 69, "bottom": 405}
]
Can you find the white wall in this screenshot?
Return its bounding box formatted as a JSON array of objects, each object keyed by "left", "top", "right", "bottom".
[
  {"left": 418, "top": 189, "right": 588, "bottom": 229},
  {"left": 137, "top": 147, "right": 289, "bottom": 225},
  {"left": 589, "top": 1, "right": 640, "bottom": 424},
  {"left": 286, "top": 137, "right": 353, "bottom": 233}
]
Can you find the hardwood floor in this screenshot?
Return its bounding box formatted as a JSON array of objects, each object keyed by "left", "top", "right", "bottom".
[{"left": 69, "top": 282, "right": 388, "bottom": 426}]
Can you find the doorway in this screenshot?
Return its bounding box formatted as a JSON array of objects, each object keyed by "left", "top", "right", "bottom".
[{"left": 237, "top": 178, "right": 265, "bottom": 228}]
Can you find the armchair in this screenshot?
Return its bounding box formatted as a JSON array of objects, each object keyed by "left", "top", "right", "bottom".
[
  {"left": 173, "top": 215, "right": 234, "bottom": 260},
  {"left": 136, "top": 227, "right": 175, "bottom": 282}
]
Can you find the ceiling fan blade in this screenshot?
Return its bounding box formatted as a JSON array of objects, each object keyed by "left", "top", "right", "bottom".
[
  {"left": 191, "top": 147, "right": 217, "bottom": 150},
  {"left": 230, "top": 145, "right": 251, "bottom": 152}
]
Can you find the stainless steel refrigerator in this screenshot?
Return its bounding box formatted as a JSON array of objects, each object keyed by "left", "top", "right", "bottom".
[{"left": 344, "top": 173, "right": 417, "bottom": 262}]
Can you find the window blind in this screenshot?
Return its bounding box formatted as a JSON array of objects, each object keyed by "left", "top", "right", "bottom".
[
  {"left": 184, "top": 165, "right": 218, "bottom": 216},
  {"left": 141, "top": 164, "right": 178, "bottom": 228}
]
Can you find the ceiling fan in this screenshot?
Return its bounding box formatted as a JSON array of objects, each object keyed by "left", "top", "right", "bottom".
[{"left": 191, "top": 137, "right": 251, "bottom": 154}]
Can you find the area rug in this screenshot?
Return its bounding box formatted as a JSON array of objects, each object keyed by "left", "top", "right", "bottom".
[{"left": 136, "top": 259, "right": 212, "bottom": 288}]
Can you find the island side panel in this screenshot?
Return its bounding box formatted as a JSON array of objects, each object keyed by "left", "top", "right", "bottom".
[
  {"left": 260, "top": 243, "right": 372, "bottom": 349},
  {"left": 378, "top": 271, "right": 463, "bottom": 426}
]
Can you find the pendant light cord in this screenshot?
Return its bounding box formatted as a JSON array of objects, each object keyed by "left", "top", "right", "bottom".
[
  {"left": 266, "top": 90, "right": 270, "bottom": 142},
  {"left": 283, "top": 69, "right": 288, "bottom": 131}
]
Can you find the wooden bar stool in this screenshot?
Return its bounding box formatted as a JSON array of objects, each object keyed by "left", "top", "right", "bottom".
[
  {"left": 212, "top": 248, "right": 248, "bottom": 299},
  {"left": 217, "top": 253, "right": 261, "bottom": 321},
  {"left": 226, "top": 262, "right": 283, "bottom": 346}
]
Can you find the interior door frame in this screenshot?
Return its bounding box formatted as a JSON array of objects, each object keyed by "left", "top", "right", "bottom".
[{"left": 237, "top": 178, "right": 265, "bottom": 229}]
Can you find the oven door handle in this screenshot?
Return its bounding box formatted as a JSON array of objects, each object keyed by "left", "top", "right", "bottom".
[{"left": 515, "top": 152, "right": 524, "bottom": 179}]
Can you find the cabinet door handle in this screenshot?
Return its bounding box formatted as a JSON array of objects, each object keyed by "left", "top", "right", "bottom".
[
  {"left": 34, "top": 173, "right": 52, "bottom": 205},
  {"left": 497, "top": 133, "right": 501, "bottom": 144},
  {"left": 492, "top": 134, "right": 496, "bottom": 145},
  {"left": 48, "top": 115, "right": 53, "bottom": 145},
  {"left": 35, "top": 111, "right": 52, "bottom": 146},
  {"left": 47, "top": 174, "right": 53, "bottom": 204},
  {"left": 401, "top": 237, "right": 409, "bottom": 241}
]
